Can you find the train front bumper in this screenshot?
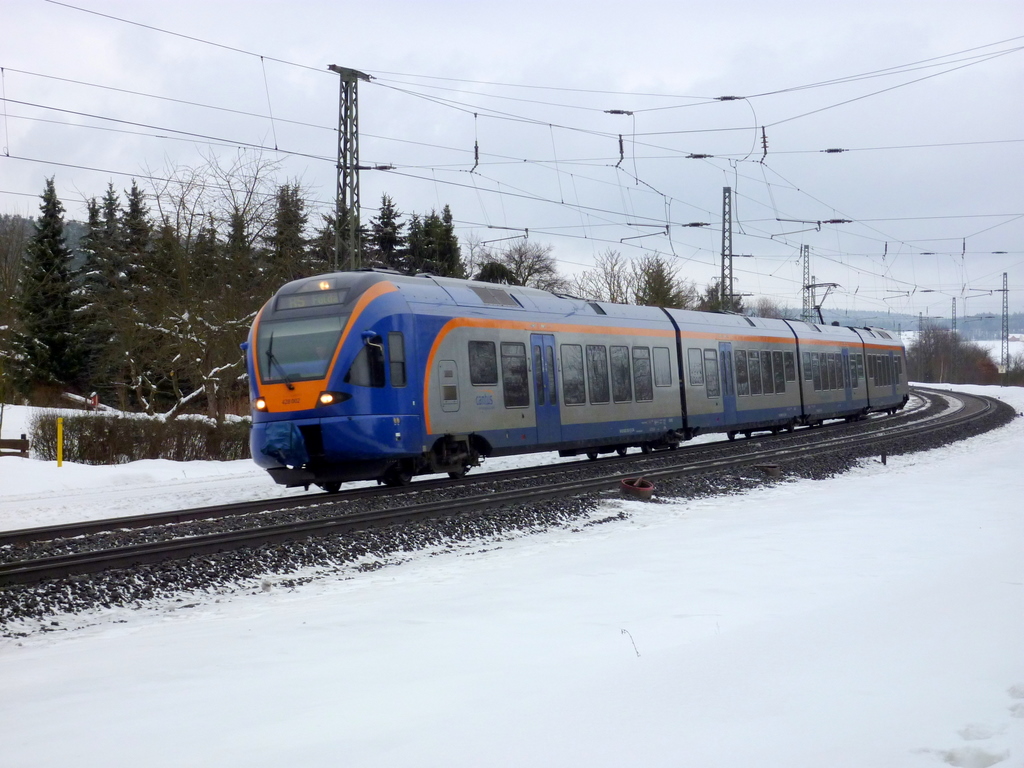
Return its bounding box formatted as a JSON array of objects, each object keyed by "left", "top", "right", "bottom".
[{"left": 251, "top": 413, "right": 423, "bottom": 484}]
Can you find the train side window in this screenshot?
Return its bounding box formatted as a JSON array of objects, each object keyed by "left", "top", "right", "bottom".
[
  {"left": 611, "top": 345, "right": 632, "bottom": 403},
  {"left": 703, "top": 349, "right": 720, "bottom": 398},
  {"left": 468, "top": 340, "right": 498, "bottom": 385},
  {"left": 772, "top": 350, "right": 786, "bottom": 394},
  {"left": 857, "top": 354, "right": 865, "bottom": 384},
  {"left": 843, "top": 356, "right": 851, "bottom": 389},
  {"left": 500, "top": 342, "right": 530, "bottom": 408},
  {"left": 748, "top": 351, "right": 762, "bottom": 395},
  {"left": 850, "top": 357, "right": 859, "bottom": 389},
  {"left": 735, "top": 349, "right": 749, "bottom": 396},
  {"left": 687, "top": 348, "right": 704, "bottom": 386},
  {"left": 653, "top": 347, "right": 672, "bottom": 387},
  {"left": 560, "top": 344, "right": 586, "bottom": 405},
  {"left": 894, "top": 355, "right": 902, "bottom": 378},
  {"left": 760, "top": 350, "right": 774, "bottom": 395},
  {"left": 811, "top": 352, "right": 821, "bottom": 391},
  {"left": 803, "top": 351, "right": 813, "bottom": 381},
  {"left": 632, "top": 346, "right": 653, "bottom": 402},
  {"left": 868, "top": 355, "right": 876, "bottom": 380},
  {"left": 388, "top": 332, "right": 406, "bottom": 387},
  {"left": 828, "top": 354, "right": 838, "bottom": 390},
  {"left": 784, "top": 352, "right": 797, "bottom": 383},
  {"left": 345, "top": 337, "right": 386, "bottom": 387},
  {"left": 586, "top": 345, "right": 610, "bottom": 404}
]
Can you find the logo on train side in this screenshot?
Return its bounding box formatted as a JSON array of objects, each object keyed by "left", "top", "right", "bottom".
[{"left": 475, "top": 390, "right": 495, "bottom": 408}]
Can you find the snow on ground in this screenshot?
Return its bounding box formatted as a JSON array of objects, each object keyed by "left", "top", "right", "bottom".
[{"left": 1, "top": 386, "right": 1023, "bottom": 767}]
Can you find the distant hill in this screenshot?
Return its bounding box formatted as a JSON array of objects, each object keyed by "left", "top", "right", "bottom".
[{"left": 768, "top": 306, "right": 1024, "bottom": 340}]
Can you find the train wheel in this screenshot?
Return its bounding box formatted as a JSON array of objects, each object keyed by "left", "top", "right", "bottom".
[
  {"left": 319, "top": 482, "right": 342, "bottom": 493},
  {"left": 586, "top": 452, "right": 599, "bottom": 461},
  {"left": 448, "top": 465, "right": 470, "bottom": 479},
  {"left": 727, "top": 431, "right": 737, "bottom": 441},
  {"left": 641, "top": 444, "right": 653, "bottom": 454},
  {"left": 743, "top": 431, "right": 752, "bottom": 439},
  {"left": 617, "top": 447, "right": 628, "bottom": 457},
  {"left": 383, "top": 466, "right": 412, "bottom": 487}
]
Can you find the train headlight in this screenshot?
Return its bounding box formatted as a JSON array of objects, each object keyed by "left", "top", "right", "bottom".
[
  {"left": 316, "top": 391, "right": 351, "bottom": 408},
  {"left": 255, "top": 397, "right": 267, "bottom": 412}
]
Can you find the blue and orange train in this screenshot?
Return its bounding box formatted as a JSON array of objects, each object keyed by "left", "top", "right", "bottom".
[{"left": 244, "top": 270, "right": 909, "bottom": 491}]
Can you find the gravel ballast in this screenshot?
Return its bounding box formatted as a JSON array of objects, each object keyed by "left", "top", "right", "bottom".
[{"left": 1, "top": 392, "right": 1016, "bottom": 635}]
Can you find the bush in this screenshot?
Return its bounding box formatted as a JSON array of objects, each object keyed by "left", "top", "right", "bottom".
[{"left": 29, "top": 412, "right": 251, "bottom": 464}]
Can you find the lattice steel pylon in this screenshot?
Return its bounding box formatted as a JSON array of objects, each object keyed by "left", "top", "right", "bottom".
[
  {"left": 1002, "top": 272, "right": 1010, "bottom": 384},
  {"left": 951, "top": 297, "right": 957, "bottom": 384},
  {"left": 328, "top": 65, "right": 371, "bottom": 272},
  {"left": 801, "top": 244, "right": 813, "bottom": 322},
  {"left": 720, "top": 187, "right": 733, "bottom": 308}
]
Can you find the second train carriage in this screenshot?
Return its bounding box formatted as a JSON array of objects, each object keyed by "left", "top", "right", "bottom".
[{"left": 245, "top": 270, "right": 908, "bottom": 490}]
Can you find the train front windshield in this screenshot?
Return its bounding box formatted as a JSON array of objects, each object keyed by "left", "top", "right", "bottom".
[{"left": 256, "top": 315, "right": 349, "bottom": 384}]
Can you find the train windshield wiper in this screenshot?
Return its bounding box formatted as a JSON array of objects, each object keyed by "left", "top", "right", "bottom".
[{"left": 265, "top": 332, "right": 295, "bottom": 390}]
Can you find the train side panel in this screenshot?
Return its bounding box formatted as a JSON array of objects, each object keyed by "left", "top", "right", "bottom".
[{"left": 415, "top": 287, "right": 684, "bottom": 456}]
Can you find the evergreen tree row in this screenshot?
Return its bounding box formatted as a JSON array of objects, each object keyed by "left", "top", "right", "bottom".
[{"left": 2, "top": 168, "right": 470, "bottom": 419}]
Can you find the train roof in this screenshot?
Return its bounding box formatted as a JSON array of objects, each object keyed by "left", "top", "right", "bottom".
[{"left": 270, "top": 270, "right": 903, "bottom": 346}]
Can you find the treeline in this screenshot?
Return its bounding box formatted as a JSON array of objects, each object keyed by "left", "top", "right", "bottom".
[
  {"left": 0, "top": 152, "right": 478, "bottom": 420},
  {"left": 1, "top": 152, "right": 726, "bottom": 421},
  {"left": 906, "top": 326, "right": 1024, "bottom": 385}
]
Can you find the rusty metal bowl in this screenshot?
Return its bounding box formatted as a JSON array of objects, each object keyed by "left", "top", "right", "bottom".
[{"left": 620, "top": 477, "right": 654, "bottom": 501}]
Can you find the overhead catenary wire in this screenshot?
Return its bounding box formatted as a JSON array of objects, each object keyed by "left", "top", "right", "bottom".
[{"left": 9, "top": 3, "right": 1022, "bottom": 316}]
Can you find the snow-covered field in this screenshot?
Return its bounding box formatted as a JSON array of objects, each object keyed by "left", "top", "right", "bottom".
[
  {"left": 1, "top": 386, "right": 1023, "bottom": 767},
  {"left": 976, "top": 339, "right": 1024, "bottom": 364}
]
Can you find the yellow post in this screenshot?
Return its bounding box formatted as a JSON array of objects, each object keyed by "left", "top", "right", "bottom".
[{"left": 57, "top": 416, "right": 63, "bottom": 467}]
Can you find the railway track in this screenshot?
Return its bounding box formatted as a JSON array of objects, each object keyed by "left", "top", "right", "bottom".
[{"left": 0, "top": 387, "right": 1012, "bottom": 588}]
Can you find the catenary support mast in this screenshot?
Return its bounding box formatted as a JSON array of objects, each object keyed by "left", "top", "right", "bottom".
[{"left": 328, "top": 65, "right": 370, "bottom": 272}]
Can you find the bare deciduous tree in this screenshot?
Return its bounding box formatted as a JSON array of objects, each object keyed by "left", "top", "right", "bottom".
[
  {"left": 493, "top": 240, "right": 568, "bottom": 292},
  {"left": 749, "top": 296, "right": 787, "bottom": 319},
  {"left": 570, "top": 249, "right": 631, "bottom": 303}
]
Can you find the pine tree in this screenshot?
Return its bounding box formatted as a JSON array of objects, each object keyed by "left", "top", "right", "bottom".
[
  {"left": 16, "top": 177, "right": 86, "bottom": 395},
  {"left": 406, "top": 206, "right": 465, "bottom": 277},
  {"left": 368, "top": 194, "right": 405, "bottom": 271},
  {"left": 306, "top": 212, "right": 338, "bottom": 275},
  {"left": 630, "top": 254, "right": 696, "bottom": 309},
  {"left": 0, "top": 214, "right": 31, "bottom": 400},
  {"left": 266, "top": 183, "right": 307, "bottom": 283}
]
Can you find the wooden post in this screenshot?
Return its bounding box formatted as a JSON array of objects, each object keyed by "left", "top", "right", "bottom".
[{"left": 57, "top": 417, "right": 63, "bottom": 467}]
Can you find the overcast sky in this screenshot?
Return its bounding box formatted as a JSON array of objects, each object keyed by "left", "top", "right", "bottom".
[{"left": 3, "top": 0, "right": 1022, "bottom": 319}]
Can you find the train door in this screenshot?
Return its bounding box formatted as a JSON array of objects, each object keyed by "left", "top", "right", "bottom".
[
  {"left": 718, "top": 341, "right": 737, "bottom": 425},
  {"left": 530, "top": 333, "right": 561, "bottom": 444},
  {"left": 842, "top": 348, "right": 853, "bottom": 402}
]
